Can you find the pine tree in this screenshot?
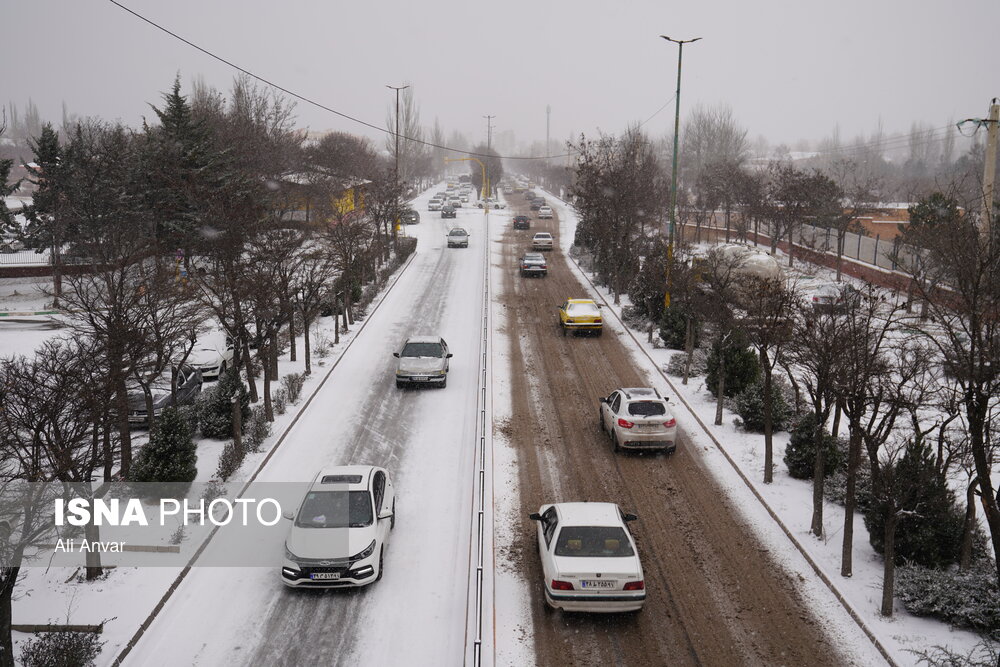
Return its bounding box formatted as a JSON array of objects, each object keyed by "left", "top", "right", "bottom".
[
  {"left": 200, "top": 370, "right": 251, "bottom": 439},
  {"left": 130, "top": 407, "right": 198, "bottom": 483}
]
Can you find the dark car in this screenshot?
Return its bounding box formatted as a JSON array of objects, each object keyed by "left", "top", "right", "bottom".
[
  {"left": 524, "top": 190, "right": 536, "bottom": 200},
  {"left": 529, "top": 199, "right": 544, "bottom": 211},
  {"left": 513, "top": 215, "right": 531, "bottom": 230},
  {"left": 401, "top": 209, "right": 420, "bottom": 225},
  {"left": 441, "top": 205, "right": 457, "bottom": 219},
  {"left": 519, "top": 252, "right": 548, "bottom": 277},
  {"left": 127, "top": 364, "right": 203, "bottom": 427}
]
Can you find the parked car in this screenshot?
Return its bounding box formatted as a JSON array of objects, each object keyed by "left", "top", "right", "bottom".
[
  {"left": 808, "top": 281, "right": 860, "bottom": 314},
  {"left": 513, "top": 215, "right": 531, "bottom": 230},
  {"left": 532, "top": 232, "right": 554, "bottom": 251},
  {"left": 441, "top": 205, "right": 457, "bottom": 219},
  {"left": 537, "top": 206, "right": 554, "bottom": 219},
  {"left": 127, "top": 364, "right": 203, "bottom": 427},
  {"left": 188, "top": 334, "right": 235, "bottom": 381},
  {"left": 477, "top": 198, "right": 505, "bottom": 209},
  {"left": 401, "top": 209, "right": 420, "bottom": 225},
  {"left": 394, "top": 335, "right": 452, "bottom": 388},
  {"left": 599, "top": 387, "right": 676, "bottom": 453},
  {"left": 528, "top": 502, "right": 645, "bottom": 613},
  {"left": 447, "top": 227, "right": 470, "bottom": 248},
  {"left": 0, "top": 236, "right": 24, "bottom": 253},
  {"left": 558, "top": 299, "right": 602, "bottom": 336},
  {"left": 428, "top": 198, "right": 443, "bottom": 211},
  {"left": 281, "top": 465, "right": 395, "bottom": 588},
  {"left": 519, "top": 252, "right": 548, "bottom": 277}
]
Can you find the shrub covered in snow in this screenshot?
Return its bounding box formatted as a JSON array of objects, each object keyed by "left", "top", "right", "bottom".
[
  {"left": 215, "top": 441, "right": 243, "bottom": 481},
  {"left": 664, "top": 349, "right": 708, "bottom": 378},
  {"left": 863, "top": 441, "right": 968, "bottom": 569},
  {"left": 282, "top": 372, "right": 305, "bottom": 404},
  {"left": 824, "top": 460, "right": 872, "bottom": 507},
  {"left": 199, "top": 370, "right": 250, "bottom": 440},
  {"left": 20, "top": 630, "right": 105, "bottom": 667},
  {"left": 244, "top": 405, "right": 272, "bottom": 453},
  {"left": 272, "top": 387, "right": 288, "bottom": 415},
  {"left": 896, "top": 562, "right": 1000, "bottom": 640},
  {"left": 783, "top": 413, "right": 843, "bottom": 479},
  {"left": 659, "top": 304, "right": 700, "bottom": 350},
  {"left": 129, "top": 407, "right": 197, "bottom": 484},
  {"left": 733, "top": 377, "right": 792, "bottom": 433},
  {"left": 705, "top": 336, "right": 759, "bottom": 399}
]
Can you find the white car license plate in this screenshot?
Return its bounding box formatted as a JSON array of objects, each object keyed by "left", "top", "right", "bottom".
[
  {"left": 580, "top": 580, "right": 616, "bottom": 589},
  {"left": 310, "top": 572, "right": 341, "bottom": 580},
  {"left": 412, "top": 376, "right": 428, "bottom": 382},
  {"left": 638, "top": 424, "right": 661, "bottom": 432}
]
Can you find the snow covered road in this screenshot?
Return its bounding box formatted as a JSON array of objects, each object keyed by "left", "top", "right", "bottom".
[{"left": 123, "top": 189, "right": 491, "bottom": 666}]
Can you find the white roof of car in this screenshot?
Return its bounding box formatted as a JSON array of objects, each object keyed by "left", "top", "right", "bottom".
[
  {"left": 405, "top": 335, "right": 443, "bottom": 344},
  {"left": 311, "top": 465, "right": 374, "bottom": 490},
  {"left": 552, "top": 502, "right": 623, "bottom": 527},
  {"left": 533, "top": 232, "right": 552, "bottom": 238},
  {"left": 621, "top": 387, "right": 662, "bottom": 400}
]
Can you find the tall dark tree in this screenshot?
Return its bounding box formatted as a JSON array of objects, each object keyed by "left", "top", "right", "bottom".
[{"left": 23, "top": 123, "right": 66, "bottom": 304}]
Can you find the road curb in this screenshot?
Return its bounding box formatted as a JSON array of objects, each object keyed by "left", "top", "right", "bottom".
[{"left": 110, "top": 249, "right": 420, "bottom": 666}]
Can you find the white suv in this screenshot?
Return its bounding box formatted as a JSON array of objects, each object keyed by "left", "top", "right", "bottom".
[
  {"left": 599, "top": 388, "right": 677, "bottom": 453},
  {"left": 281, "top": 465, "right": 396, "bottom": 588}
]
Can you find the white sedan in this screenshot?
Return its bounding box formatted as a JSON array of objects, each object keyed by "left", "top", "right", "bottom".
[
  {"left": 188, "top": 333, "right": 234, "bottom": 381},
  {"left": 281, "top": 465, "right": 395, "bottom": 588},
  {"left": 537, "top": 206, "right": 553, "bottom": 219},
  {"left": 528, "top": 502, "right": 645, "bottom": 612}
]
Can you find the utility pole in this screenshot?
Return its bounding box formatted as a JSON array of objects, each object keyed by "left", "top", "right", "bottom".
[
  {"left": 660, "top": 35, "right": 701, "bottom": 308},
  {"left": 484, "top": 115, "right": 495, "bottom": 200},
  {"left": 386, "top": 84, "right": 409, "bottom": 245},
  {"left": 982, "top": 98, "right": 999, "bottom": 234},
  {"left": 546, "top": 105, "right": 551, "bottom": 159}
]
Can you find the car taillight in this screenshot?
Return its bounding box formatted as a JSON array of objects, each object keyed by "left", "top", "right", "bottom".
[
  {"left": 551, "top": 579, "right": 574, "bottom": 591},
  {"left": 663, "top": 418, "right": 676, "bottom": 428},
  {"left": 623, "top": 581, "right": 645, "bottom": 591},
  {"left": 812, "top": 296, "right": 819, "bottom": 302},
  {"left": 540, "top": 264, "right": 547, "bottom": 269},
  {"left": 617, "top": 418, "right": 634, "bottom": 429},
  {"left": 594, "top": 318, "right": 602, "bottom": 323}
]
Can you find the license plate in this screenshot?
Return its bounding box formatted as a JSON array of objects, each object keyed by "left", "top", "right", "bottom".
[
  {"left": 580, "top": 580, "right": 616, "bottom": 589},
  {"left": 412, "top": 376, "right": 428, "bottom": 382},
  {"left": 310, "top": 572, "right": 341, "bottom": 580},
  {"left": 638, "top": 425, "right": 661, "bottom": 432}
]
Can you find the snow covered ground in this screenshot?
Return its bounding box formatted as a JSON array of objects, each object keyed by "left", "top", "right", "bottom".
[{"left": 539, "top": 188, "right": 990, "bottom": 665}]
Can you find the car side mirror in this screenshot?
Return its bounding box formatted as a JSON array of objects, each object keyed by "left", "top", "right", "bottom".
[
  {"left": 282, "top": 510, "right": 295, "bottom": 521},
  {"left": 378, "top": 510, "right": 393, "bottom": 520},
  {"left": 393, "top": 352, "right": 400, "bottom": 358},
  {"left": 528, "top": 513, "right": 542, "bottom": 521},
  {"left": 623, "top": 513, "right": 638, "bottom": 522},
  {"left": 599, "top": 397, "right": 607, "bottom": 404},
  {"left": 447, "top": 353, "right": 453, "bottom": 358}
]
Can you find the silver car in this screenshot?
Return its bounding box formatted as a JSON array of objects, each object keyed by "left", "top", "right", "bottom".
[
  {"left": 394, "top": 336, "right": 452, "bottom": 388},
  {"left": 532, "top": 232, "right": 554, "bottom": 251},
  {"left": 447, "top": 228, "right": 470, "bottom": 248},
  {"left": 599, "top": 387, "right": 677, "bottom": 453}
]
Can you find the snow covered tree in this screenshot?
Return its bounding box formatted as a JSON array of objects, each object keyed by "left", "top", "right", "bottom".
[{"left": 131, "top": 407, "right": 197, "bottom": 484}]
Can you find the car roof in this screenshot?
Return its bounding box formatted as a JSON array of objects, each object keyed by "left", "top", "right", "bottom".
[
  {"left": 620, "top": 387, "right": 663, "bottom": 400},
  {"left": 310, "top": 465, "right": 376, "bottom": 490},
  {"left": 523, "top": 252, "right": 544, "bottom": 259},
  {"left": 567, "top": 298, "right": 596, "bottom": 305},
  {"left": 553, "top": 502, "right": 623, "bottom": 527},
  {"left": 404, "top": 335, "right": 443, "bottom": 344},
  {"left": 533, "top": 232, "right": 552, "bottom": 237},
  {"left": 450, "top": 227, "right": 468, "bottom": 233}
]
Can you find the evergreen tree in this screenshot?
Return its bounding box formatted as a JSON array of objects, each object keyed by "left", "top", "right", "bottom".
[
  {"left": 783, "top": 413, "right": 843, "bottom": 479},
  {"left": 23, "top": 123, "right": 64, "bottom": 250},
  {"left": 705, "top": 333, "right": 759, "bottom": 398},
  {"left": 130, "top": 407, "right": 198, "bottom": 484},
  {"left": 200, "top": 370, "right": 251, "bottom": 439}
]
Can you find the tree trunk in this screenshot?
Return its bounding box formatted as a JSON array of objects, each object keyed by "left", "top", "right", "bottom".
[
  {"left": 262, "top": 339, "right": 273, "bottom": 423},
  {"left": 835, "top": 233, "right": 844, "bottom": 282},
  {"left": 341, "top": 293, "right": 350, "bottom": 331},
  {"left": 714, "top": 363, "right": 725, "bottom": 426},
  {"left": 959, "top": 478, "right": 978, "bottom": 571},
  {"left": 288, "top": 307, "right": 296, "bottom": 363},
  {"left": 84, "top": 519, "right": 103, "bottom": 581},
  {"left": 881, "top": 511, "right": 897, "bottom": 617},
  {"left": 682, "top": 317, "right": 693, "bottom": 386},
  {"left": 811, "top": 421, "right": 825, "bottom": 537},
  {"left": 112, "top": 364, "right": 132, "bottom": 479},
  {"left": 841, "top": 427, "right": 862, "bottom": 577},
  {"left": 0, "top": 569, "right": 18, "bottom": 667},
  {"left": 232, "top": 398, "right": 243, "bottom": 459},
  {"left": 303, "top": 313, "right": 312, "bottom": 375},
  {"left": 831, "top": 398, "right": 843, "bottom": 439},
  {"left": 334, "top": 308, "right": 340, "bottom": 345},
  {"left": 241, "top": 339, "right": 258, "bottom": 404},
  {"left": 103, "top": 418, "right": 113, "bottom": 482},
  {"left": 762, "top": 359, "right": 774, "bottom": 484}
]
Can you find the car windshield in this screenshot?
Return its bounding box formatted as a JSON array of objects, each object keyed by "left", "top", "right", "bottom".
[
  {"left": 450, "top": 229, "right": 467, "bottom": 236},
  {"left": 554, "top": 526, "right": 634, "bottom": 557},
  {"left": 566, "top": 302, "right": 598, "bottom": 315},
  {"left": 295, "top": 490, "right": 373, "bottom": 528},
  {"left": 401, "top": 342, "right": 443, "bottom": 357},
  {"left": 535, "top": 234, "right": 551, "bottom": 239},
  {"left": 628, "top": 401, "right": 666, "bottom": 416}
]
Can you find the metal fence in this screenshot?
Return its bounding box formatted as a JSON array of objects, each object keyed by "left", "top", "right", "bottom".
[
  {"left": 790, "top": 221, "right": 917, "bottom": 272},
  {"left": 0, "top": 249, "right": 51, "bottom": 266}
]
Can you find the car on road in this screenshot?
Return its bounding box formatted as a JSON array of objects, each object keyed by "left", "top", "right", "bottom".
[
  {"left": 460, "top": 192, "right": 469, "bottom": 203},
  {"left": 513, "top": 215, "right": 531, "bottom": 230},
  {"left": 558, "top": 299, "right": 602, "bottom": 336},
  {"left": 401, "top": 209, "right": 420, "bottom": 225},
  {"left": 524, "top": 190, "right": 536, "bottom": 200},
  {"left": 599, "top": 387, "right": 677, "bottom": 453},
  {"left": 528, "top": 502, "right": 645, "bottom": 613},
  {"left": 532, "top": 232, "right": 554, "bottom": 251},
  {"left": 449, "top": 197, "right": 462, "bottom": 208},
  {"left": 441, "top": 205, "right": 457, "bottom": 219},
  {"left": 394, "top": 335, "right": 452, "bottom": 388},
  {"left": 530, "top": 199, "right": 545, "bottom": 211},
  {"left": 477, "top": 198, "right": 506, "bottom": 209},
  {"left": 537, "top": 206, "right": 554, "bottom": 219},
  {"left": 519, "top": 252, "right": 548, "bottom": 277},
  {"left": 127, "top": 364, "right": 203, "bottom": 427},
  {"left": 281, "top": 465, "right": 395, "bottom": 588},
  {"left": 428, "top": 198, "right": 443, "bottom": 211},
  {"left": 447, "top": 227, "right": 470, "bottom": 248}
]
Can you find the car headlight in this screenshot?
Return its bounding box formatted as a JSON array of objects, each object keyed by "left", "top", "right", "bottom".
[
  {"left": 351, "top": 540, "right": 376, "bottom": 561},
  {"left": 435, "top": 369, "right": 446, "bottom": 375},
  {"left": 284, "top": 543, "right": 299, "bottom": 561}
]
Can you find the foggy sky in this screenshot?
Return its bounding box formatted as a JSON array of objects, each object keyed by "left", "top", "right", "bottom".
[{"left": 4, "top": 0, "right": 998, "bottom": 155}]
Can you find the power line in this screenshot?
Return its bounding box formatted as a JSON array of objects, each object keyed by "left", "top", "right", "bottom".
[{"left": 106, "top": 0, "right": 573, "bottom": 161}]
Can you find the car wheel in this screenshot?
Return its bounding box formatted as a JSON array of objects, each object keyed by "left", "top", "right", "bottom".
[
  {"left": 613, "top": 432, "right": 622, "bottom": 453},
  {"left": 396, "top": 380, "right": 405, "bottom": 389},
  {"left": 219, "top": 361, "right": 227, "bottom": 376},
  {"left": 561, "top": 323, "right": 567, "bottom": 337},
  {"left": 376, "top": 548, "right": 384, "bottom": 582},
  {"left": 599, "top": 410, "right": 605, "bottom": 432},
  {"left": 440, "top": 376, "right": 447, "bottom": 389}
]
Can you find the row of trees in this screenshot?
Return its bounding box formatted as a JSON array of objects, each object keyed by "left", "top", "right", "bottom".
[{"left": 0, "top": 75, "right": 414, "bottom": 666}]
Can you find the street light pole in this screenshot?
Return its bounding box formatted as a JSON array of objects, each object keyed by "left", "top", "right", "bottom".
[
  {"left": 484, "top": 115, "right": 495, "bottom": 200},
  {"left": 386, "top": 84, "right": 409, "bottom": 245},
  {"left": 660, "top": 35, "right": 701, "bottom": 308}
]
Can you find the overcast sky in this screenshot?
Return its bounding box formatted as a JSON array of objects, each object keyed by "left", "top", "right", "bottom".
[{"left": 4, "top": 0, "right": 999, "bottom": 156}]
